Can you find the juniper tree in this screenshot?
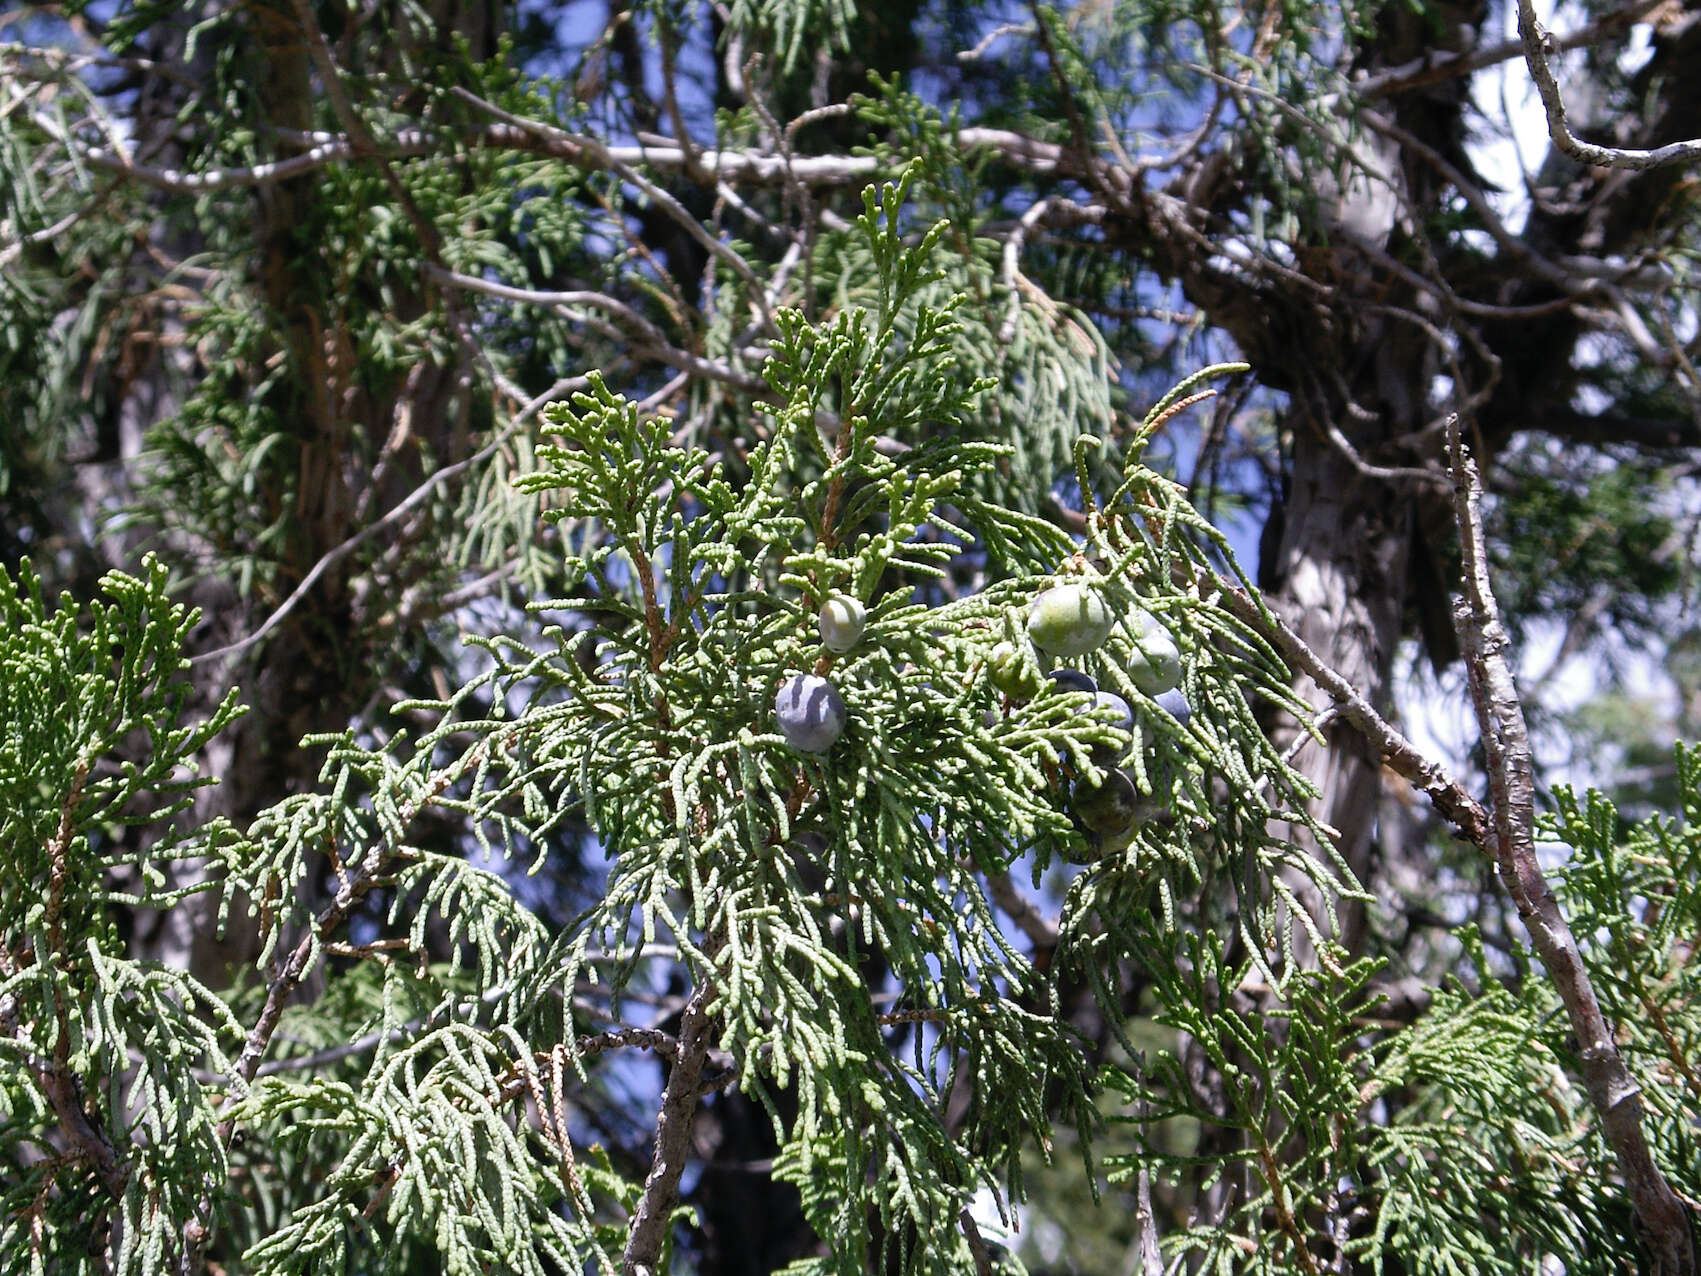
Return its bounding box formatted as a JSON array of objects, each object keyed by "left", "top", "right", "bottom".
[
  {"left": 5, "top": 0, "right": 1701, "bottom": 1273},
  {"left": 4, "top": 203, "right": 1698, "bottom": 1272}
]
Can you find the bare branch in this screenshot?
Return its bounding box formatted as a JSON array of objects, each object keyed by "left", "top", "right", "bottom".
[
  {"left": 32, "top": 1063, "right": 129, "bottom": 1201},
  {"left": 983, "top": 870, "right": 1061, "bottom": 952},
  {"left": 65, "top": 121, "right": 879, "bottom": 191},
  {"left": 1446, "top": 415, "right": 1695, "bottom": 1276},
  {"left": 449, "top": 87, "right": 773, "bottom": 329},
  {"left": 1134, "top": 1166, "right": 1163, "bottom": 1276},
  {"left": 622, "top": 976, "right": 715, "bottom": 1276},
  {"left": 423, "top": 264, "right": 768, "bottom": 392},
  {"left": 1216, "top": 584, "right": 1495, "bottom": 852},
  {"left": 1518, "top": 0, "right": 1701, "bottom": 171},
  {"left": 1536, "top": 405, "right": 1701, "bottom": 451},
  {"left": 576, "top": 1027, "right": 680, "bottom": 1061},
  {"left": 0, "top": 178, "right": 122, "bottom": 268},
  {"left": 1311, "top": 406, "right": 1448, "bottom": 487},
  {"left": 960, "top": 1209, "right": 996, "bottom": 1276},
  {"left": 957, "top": 22, "right": 1033, "bottom": 63},
  {"left": 190, "top": 368, "right": 579, "bottom": 669},
  {"left": 998, "top": 196, "right": 1052, "bottom": 343},
  {"left": 1356, "top": 0, "right": 1670, "bottom": 99}
]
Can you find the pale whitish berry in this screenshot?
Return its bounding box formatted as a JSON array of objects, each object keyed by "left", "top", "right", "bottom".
[
  {"left": 774, "top": 673, "right": 847, "bottom": 752},
  {"left": 1028, "top": 584, "right": 1113, "bottom": 657},
  {"left": 817, "top": 594, "right": 866, "bottom": 653}
]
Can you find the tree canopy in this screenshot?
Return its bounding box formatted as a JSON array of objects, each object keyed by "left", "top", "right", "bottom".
[{"left": 2, "top": 0, "right": 1700, "bottom": 1272}]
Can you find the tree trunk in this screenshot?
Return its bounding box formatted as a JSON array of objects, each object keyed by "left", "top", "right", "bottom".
[{"left": 1260, "top": 409, "right": 1416, "bottom": 955}]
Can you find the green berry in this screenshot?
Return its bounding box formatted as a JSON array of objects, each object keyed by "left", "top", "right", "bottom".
[
  {"left": 817, "top": 594, "right": 867, "bottom": 653},
  {"left": 1027, "top": 584, "right": 1113, "bottom": 657},
  {"left": 988, "top": 641, "right": 1045, "bottom": 700},
  {"left": 1071, "top": 767, "right": 1141, "bottom": 838},
  {"left": 1126, "top": 610, "right": 1182, "bottom": 696}
]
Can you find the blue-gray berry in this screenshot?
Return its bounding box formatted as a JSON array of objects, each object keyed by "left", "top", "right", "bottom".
[
  {"left": 1046, "top": 667, "right": 1097, "bottom": 695},
  {"left": 774, "top": 673, "right": 847, "bottom": 752},
  {"left": 1152, "top": 687, "right": 1191, "bottom": 725},
  {"left": 1091, "top": 691, "right": 1134, "bottom": 732}
]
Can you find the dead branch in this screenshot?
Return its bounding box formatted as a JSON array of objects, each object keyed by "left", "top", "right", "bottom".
[
  {"left": 1445, "top": 415, "right": 1695, "bottom": 1276},
  {"left": 1356, "top": 0, "right": 1670, "bottom": 98},
  {"left": 1517, "top": 0, "right": 1701, "bottom": 171},
  {"left": 1215, "top": 586, "right": 1495, "bottom": 851}
]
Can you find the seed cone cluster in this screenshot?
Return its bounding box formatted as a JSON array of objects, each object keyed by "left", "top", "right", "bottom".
[{"left": 774, "top": 582, "right": 1185, "bottom": 851}]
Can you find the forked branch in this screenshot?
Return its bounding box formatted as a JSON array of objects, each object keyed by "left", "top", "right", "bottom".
[{"left": 1223, "top": 427, "right": 1695, "bottom": 1273}]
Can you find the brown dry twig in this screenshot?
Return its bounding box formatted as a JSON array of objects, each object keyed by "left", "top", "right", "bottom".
[{"left": 1215, "top": 585, "right": 1494, "bottom": 851}]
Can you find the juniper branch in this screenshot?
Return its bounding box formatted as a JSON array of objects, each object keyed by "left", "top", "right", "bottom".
[
  {"left": 959, "top": 1209, "right": 995, "bottom": 1276},
  {"left": 576, "top": 1028, "right": 680, "bottom": 1060},
  {"left": 422, "top": 264, "right": 767, "bottom": 392},
  {"left": 32, "top": 759, "right": 130, "bottom": 1201},
  {"left": 1355, "top": 0, "right": 1669, "bottom": 98},
  {"left": 1215, "top": 585, "right": 1494, "bottom": 851},
  {"left": 1445, "top": 416, "right": 1696, "bottom": 1276},
  {"left": 65, "top": 123, "right": 881, "bottom": 191},
  {"left": 983, "top": 870, "right": 1060, "bottom": 953},
  {"left": 225, "top": 746, "right": 485, "bottom": 1094},
  {"left": 190, "top": 378, "right": 564, "bottom": 668},
  {"left": 448, "top": 87, "right": 772, "bottom": 328}
]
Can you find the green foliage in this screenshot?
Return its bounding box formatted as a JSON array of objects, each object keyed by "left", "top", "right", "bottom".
[
  {"left": 727, "top": 0, "right": 856, "bottom": 74},
  {"left": 1088, "top": 749, "right": 1701, "bottom": 1275},
  {"left": 2, "top": 168, "right": 1354, "bottom": 1275},
  {"left": 0, "top": 556, "right": 245, "bottom": 1274},
  {"left": 7, "top": 2, "right": 1701, "bottom": 1273},
  {"left": 847, "top": 90, "right": 1115, "bottom": 521},
  {"left": 36, "top": 168, "right": 1694, "bottom": 1275},
  {"left": 1103, "top": 949, "right": 1388, "bottom": 1273},
  {"left": 1361, "top": 975, "right": 1630, "bottom": 1276},
  {"left": 0, "top": 555, "right": 243, "bottom": 897},
  {"left": 412, "top": 176, "right": 1342, "bottom": 1274},
  {"left": 1546, "top": 750, "right": 1701, "bottom": 1178},
  {"left": 1492, "top": 444, "right": 1684, "bottom": 655}
]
